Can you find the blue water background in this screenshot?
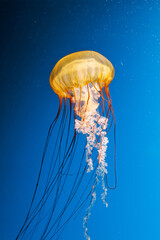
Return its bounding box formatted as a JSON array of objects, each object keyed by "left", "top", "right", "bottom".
[{"left": 1, "top": 0, "right": 160, "bottom": 239}]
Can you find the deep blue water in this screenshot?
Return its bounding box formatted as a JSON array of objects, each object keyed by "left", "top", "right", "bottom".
[{"left": 1, "top": 0, "right": 160, "bottom": 240}]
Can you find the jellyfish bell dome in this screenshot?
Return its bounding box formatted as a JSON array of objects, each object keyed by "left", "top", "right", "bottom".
[{"left": 49, "top": 51, "right": 115, "bottom": 98}]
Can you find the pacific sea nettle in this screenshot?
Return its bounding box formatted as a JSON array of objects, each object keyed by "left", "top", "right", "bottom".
[
  {"left": 50, "top": 51, "right": 116, "bottom": 239},
  {"left": 15, "top": 51, "right": 116, "bottom": 240}
]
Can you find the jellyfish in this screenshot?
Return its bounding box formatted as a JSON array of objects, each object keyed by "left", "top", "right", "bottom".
[{"left": 16, "top": 51, "right": 116, "bottom": 240}]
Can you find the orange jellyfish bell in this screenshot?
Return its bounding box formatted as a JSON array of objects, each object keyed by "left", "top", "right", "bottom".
[{"left": 50, "top": 51, "right": 114, "bottom": 99}]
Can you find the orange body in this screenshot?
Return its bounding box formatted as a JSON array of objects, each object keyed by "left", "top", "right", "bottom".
[{"left": 49, "top": 51, "right": 114, "bottom": 98}]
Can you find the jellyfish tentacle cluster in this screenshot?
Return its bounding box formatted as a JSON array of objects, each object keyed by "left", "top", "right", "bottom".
[{"left": 72, "top": 82, "right": 109, "bottom": 239}]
